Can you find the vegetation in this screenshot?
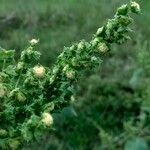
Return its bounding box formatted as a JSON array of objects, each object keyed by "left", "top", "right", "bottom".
[{"left": 0, "top": 0, "right": 149, "bottom": 150}]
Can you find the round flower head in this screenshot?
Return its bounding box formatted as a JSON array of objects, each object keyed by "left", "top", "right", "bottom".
[
  {"left": 78, "top": 41, "right": 85, "bottom": 50},
  {"left": 42, "top": 113, "right": 53, "bottom": 126},
  {"left": 97, "top": 42, "right": 109, "bottom": 53},
  {"left": 29, "top": 39, "right": 39, "bottom": 46},
  {"left": 71, "top": 95, "right": 75, "bottom": 102},
  {"left": 33, "top": 66, "right": 46, "bottom": 78}
]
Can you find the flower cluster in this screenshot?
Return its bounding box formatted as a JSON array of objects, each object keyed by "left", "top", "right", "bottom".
[{"left": 0, "top": 1, "right": 140, "bottom": 149}]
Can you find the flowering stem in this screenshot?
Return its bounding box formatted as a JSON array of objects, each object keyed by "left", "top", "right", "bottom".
[{"left": 0, "top": 1, "right": 141, "bottom": 149}]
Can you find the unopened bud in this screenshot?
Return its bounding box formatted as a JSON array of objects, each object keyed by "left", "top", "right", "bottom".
[
  {"left": 71, "top": 96, "right": 75, "bottom": 102},
  {"left": 29, "top": 39, "right": 39, "bottom": 46},
  {"left": 42, "top": 113, "right": 53, "bottom": 126},
  {"left": 33, "top": 66, "right": 45, "bottom": 78},
  {"left": 97, "top": 42, "right": 109, "bottom": 53}
]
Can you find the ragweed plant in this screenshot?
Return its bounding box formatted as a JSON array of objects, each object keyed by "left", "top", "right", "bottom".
[{"left": 0, "top": 1, "right": 141, "bottom": 149}]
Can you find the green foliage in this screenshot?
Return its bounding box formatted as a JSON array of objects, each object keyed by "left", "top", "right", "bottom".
[
  {"left": 0, "top": 1, "right": 148, "bottom": 150},
  {"left": 125, "top": 138, "right": 149, "bottom": 150}
]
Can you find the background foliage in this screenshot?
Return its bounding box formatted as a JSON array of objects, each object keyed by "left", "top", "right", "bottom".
[{"left": 0, "top": 0, "right": 149, "bottom": 149}]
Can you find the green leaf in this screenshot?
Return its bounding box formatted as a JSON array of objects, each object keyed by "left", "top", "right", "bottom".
[
  {"left": 4, "top": 65, "right": 17, "bottom": 76},
  {"left": 0, "top": 49, "right": 15, "bottom": 61},
  {"left": 124, "top": 138, "right": 149, "bottom": 150}
]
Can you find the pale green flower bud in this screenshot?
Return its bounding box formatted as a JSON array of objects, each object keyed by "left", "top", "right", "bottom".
[
  {"left": 71, "top": 95, "right": 75, "bottom": 102},
  {"left": 42, "top": 113, "right": 53, "bottom": 126},
  {"left": 97, "top": 42, "right": 109, "bottom": 53},
  {"left": 33, "top": 66, "right": 46, "bottom": 78},
  {"left": 29, "top": 39, "right": 39, "bottom": 46},
  {"left": 78, "top": 41, "right": 85, "bottom": 50}
]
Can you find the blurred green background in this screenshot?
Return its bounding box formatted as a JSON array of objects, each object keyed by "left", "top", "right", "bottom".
[{"left": 0, "top": 0, "right": 150, "bottom": 149}]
